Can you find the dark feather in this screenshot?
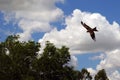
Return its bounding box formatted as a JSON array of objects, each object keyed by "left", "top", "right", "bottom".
[
  {"left": 81, "top": 21, "right": 98, "bottom": 41},
  {"left": 90, "top": 32, "right": 96, "bottom": 41},
  {"left": 81, "top": 21, "right": 92, "bottom": 30}
]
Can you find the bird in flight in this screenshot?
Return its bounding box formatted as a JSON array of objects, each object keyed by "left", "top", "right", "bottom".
[{"left": 81, "top": 21, "right": 98, "bottom": 41}]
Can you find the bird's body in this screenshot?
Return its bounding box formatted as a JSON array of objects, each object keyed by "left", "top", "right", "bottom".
[{"left": 81, "top": 21, "right": 98, "bottom": 41}]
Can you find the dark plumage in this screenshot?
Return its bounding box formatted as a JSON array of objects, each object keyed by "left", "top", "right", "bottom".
[{"left": 81, "top": 21, "right": 98, "bottom": 41}]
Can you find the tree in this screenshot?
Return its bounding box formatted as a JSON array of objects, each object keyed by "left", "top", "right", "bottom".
[
  {"left": 0, "top": 35, "right": 79, "bottom": 80},
  {"left": 0, "top": 35, "right": 40, "bottom": 80},
  {"left": 33, "top": 41, "right": 79, "bottom": 80},
  {"left": 77, "top": 68, "right": 92, "bottom": 80},
  {"left": 94, "top": 69, "right": 109, "bottom": 80},
  {"left": 0, "top": 35, "right": 109, "bottom": 80}
]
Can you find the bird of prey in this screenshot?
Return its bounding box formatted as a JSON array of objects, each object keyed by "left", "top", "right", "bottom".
[{"left": 81, "top": 21, "right": 98, "bottom": 41}]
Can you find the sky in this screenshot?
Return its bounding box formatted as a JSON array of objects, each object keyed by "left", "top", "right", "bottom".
[{"left": 0, "top": 0, "right": 120, "bottom": 79}]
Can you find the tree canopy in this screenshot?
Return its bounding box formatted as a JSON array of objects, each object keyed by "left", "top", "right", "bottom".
[
  {"left": 0, "top": 35, "right": 109, "bottom": 80},
  {"left": 95, "top": 69, "right": 109, "bottom": 80}
]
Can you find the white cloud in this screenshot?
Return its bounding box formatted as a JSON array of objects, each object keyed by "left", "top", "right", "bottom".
[
  {"left": 87, "top": 68, "right": 96, "bottom": 76},
  {"left": 68, "top": 55, "right": 78, "bottom": 68},
  {"left": 90, "top": 53, "right": 105, "bottom": 60},
  {"left": 1, "top": 0, "right": 64, "bottom": 41},
  {"left": 97, "top": 50, "right": 120, "bottom": 70},
  {"left": 39, "top": 9, "right": 120, "bottom": 53},
  {"left": 0, "top": 0, "right": 64, "bottom": 11},
  {"left": 109, "top": 71, "right": 120, "bottom": 80},
  {"left": 92, "top": 49, "right": 120, "bottom": 80}
]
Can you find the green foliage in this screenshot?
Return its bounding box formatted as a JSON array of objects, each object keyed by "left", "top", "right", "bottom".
[
  {"left": 79, "top": 68, "right": 92, "bottom": 80},
  {"left": 0, "top": 35, "right": 109, "bottom": 80},
  {"left": 32, "top": 41, "right": 76, "bottom": 80},
  {"left": 95, "top": 69, "right": 109, "bottom": 80},
  {"left": 0, "top": 35, "right": 40, "bottom": 80}
]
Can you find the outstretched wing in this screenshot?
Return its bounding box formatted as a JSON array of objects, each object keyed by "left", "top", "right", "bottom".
[
  {"left": 81, "top": 21, "right": 92, "bottom": 30},
  {"left": 90, "top": 32, "right": 96, "bottom": 41}
]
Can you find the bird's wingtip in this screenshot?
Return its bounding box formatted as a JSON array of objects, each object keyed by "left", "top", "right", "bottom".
[{"left": 81, "top": 21, "right": 83, "bottom": 24}]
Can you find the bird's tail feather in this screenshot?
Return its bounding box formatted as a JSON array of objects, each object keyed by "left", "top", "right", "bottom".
[{"left": 93, "top": 27, "right": 98, "bottom": 31}]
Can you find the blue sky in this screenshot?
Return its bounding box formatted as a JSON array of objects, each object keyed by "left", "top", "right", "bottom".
[
  {"left": 0, "top": 0, "right": 120, "bottom": 79},
  {"left": 57, "top": 0, "right": 120, "bottom": 23}
]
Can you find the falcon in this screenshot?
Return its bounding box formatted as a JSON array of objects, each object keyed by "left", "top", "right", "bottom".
[{"left": 81, "top": 21, "right": 98, "bottom": 41}]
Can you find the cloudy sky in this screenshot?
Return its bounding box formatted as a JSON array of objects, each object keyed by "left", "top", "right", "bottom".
[{"left": 0, "top": 0, "right": 120, "bottom": 79}]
